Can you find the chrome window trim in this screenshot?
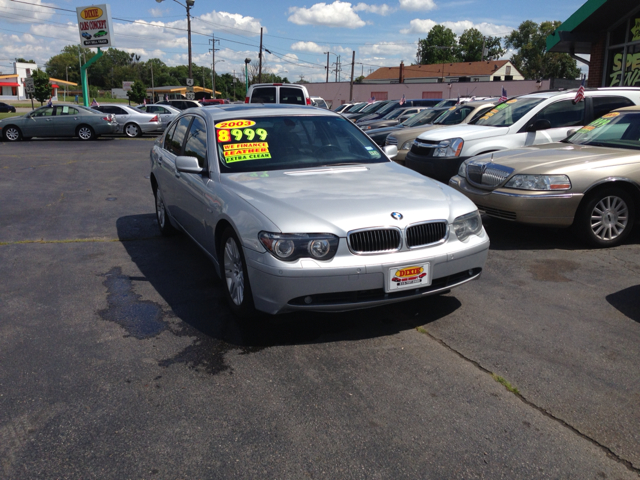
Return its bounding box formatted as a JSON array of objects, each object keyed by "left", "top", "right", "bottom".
[
  {"left": 404, "top": 219, "right": 449, "bottom": 250},
  {"left": 347, "top": 226, "right": 403, "bottom": 255}
]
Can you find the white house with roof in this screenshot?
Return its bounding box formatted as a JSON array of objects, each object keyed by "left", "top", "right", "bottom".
[{"left": 0, "top": 61, "right": 77, "bottom": 101}]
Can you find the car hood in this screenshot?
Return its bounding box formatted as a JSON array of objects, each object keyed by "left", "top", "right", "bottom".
[
  {"left": 478, "top": 142, "right": 640, "bottom": 175},
  {"left": 222, "top": 162, "right": 474, "bottom": 235},
  {"left": 416, "top": 124, "right": 508, "bottom": 142},
  {"left": 388, "top": 124, "right": 447, "bottom": 143}
]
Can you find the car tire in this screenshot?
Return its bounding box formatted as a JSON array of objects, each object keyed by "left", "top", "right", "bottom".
[
  {"left": 3, "top": 125, "right": 22, "bottom": 142},
  {"left": 219, "top": 227, "right": 257, "bottom": 319},
  {"left": 124, "top": 122, "right": 142, "bottom": 138},
  {"left": 575, "top": 187, "right": 635, "bottom": 248},
  {"left": 154, "top": 186, "right": 177, "bottom": 236},
  {"left": 77, "top": 125, "right": 95, "bottom": 141}
]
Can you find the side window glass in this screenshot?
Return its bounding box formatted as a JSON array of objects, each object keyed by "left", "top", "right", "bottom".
[
  {"left": 280, "top": 87, "right": 305, "bottom": 105},
  {"left": 163, "top": 121, "right": 178, "bottom": 150},
  {"left": 536, "top": 100, "right": 585, "bottom": 128},
  {"left": 592, "top": 96, "right": 634, "bottom": 119},
  {"left": 32, "top": 108, "right": 53, "bottom": 117},
  {"left": 251, "top": 87, "right": 276, "bottom": 103},
  {"left": 168, "top": 116, "right": 192, "bottom": 155},
  {"left": 113, "top": 107, "right": 127, "bottom": 115},
  {"left": 183, "top": 117, "right": 208, "bottom": 168}
]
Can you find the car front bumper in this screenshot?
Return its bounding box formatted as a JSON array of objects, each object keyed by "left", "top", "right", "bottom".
[
  {"left": 405, "top": 152, "right": 469, "bottom": 183},
  {"left": 244, "top": 232, "right": 490, "bottom": 315},
  {"left": 448, "top": 175, "right": 583, "bottom": 226}
]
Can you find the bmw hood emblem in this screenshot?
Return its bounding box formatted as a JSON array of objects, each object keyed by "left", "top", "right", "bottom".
[{"left": 391, "top": 212, "right": 403, "bottom": 220}]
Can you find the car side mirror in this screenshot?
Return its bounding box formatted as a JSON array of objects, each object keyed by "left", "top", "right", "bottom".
[
  {"left": 527, "top": 119, "right": 551, "bottom": 132},
  {"left": 176, "top": 156, "right": 203, "bottom": 174},
  {"left": 566, "top": 128, "right": 578, "bottom": 137},
  {"left": 382, "top": 145, "right": 398, "bottom": 159}
]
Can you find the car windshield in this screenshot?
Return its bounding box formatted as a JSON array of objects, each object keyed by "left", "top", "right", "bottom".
[
  {"left": 434, "top": 105, "right": 475, "bottom": 125},
  {"left": 216, "top": 115, "right": 388, "bottom": 173},
  {"left": 475, "top": 97, "right": 545, "bottom": 127},
  {"left": 402, "top": 108, "right": 443, "bottom": 127},
  {"left": 359, "top": 102, "right": 386, "bottom": 114},
  {"left": 382, "top": 108, "right": 407, "bottom": 120},
  {"left": 564, "top": 112, "right": 640, "bottom": 150},
  {"left": 376, "top": 102, "right": 400, "bottom": 116}
]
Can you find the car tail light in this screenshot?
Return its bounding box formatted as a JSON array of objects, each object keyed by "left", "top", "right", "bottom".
[
  {"left": 244, "top": 97, "right": 249, "bottom": 103},
  {"left": 149, "top": 115, "right": 159, "bottom": 122},
  {"left": 273, "top": 83, "right": 282, "bottom": 86},
  {"left": 101, "top": 117, "right": 111, "bottom": 122},
  {"left": 306, "top": 98, "right": 311, "bottom": 105}
]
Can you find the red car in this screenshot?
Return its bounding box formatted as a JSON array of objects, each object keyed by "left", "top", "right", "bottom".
[{"left": 201, "top": 98, "right": 229, "bottom": 106}]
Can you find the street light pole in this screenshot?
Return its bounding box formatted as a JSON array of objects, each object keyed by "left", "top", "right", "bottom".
[
  {"left": 65, "top": 65, "right": 69, "bottom": 102},
  {"left": 244, "top": 58, "right": 251, "bottom": 97}
]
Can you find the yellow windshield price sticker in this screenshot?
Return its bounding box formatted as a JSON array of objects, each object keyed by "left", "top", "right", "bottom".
[
  {"left": 602, "top": 112, "right": 620, "bottom": 119},
  {"left": 224, "top": 142, "right": 271, "bottom": 163},
  {"left": 506, "top": 99, "right": 518, "bottom": 104},
  {"left": 215, "top": 119, "right": 256, "bottom": 129}
]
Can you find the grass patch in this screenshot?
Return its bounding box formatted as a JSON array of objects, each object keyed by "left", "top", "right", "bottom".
[
  {"left": 0, "top": 112, "right": 22, "bottom": 120},
  {"left": 492, "top": 374, "right": 520, "bottom": 395},
  {"left": 415, "top": 326, "right": 428, "bottom": 335}
]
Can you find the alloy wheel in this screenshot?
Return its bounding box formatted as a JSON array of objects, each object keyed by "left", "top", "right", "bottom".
[
  {"left": 223, "top": 237, "right": 244, "bottom": 306},
  {"left": 5, "top": 127, "right": 20, "bottom": 141},
  {"left": 590, "top": 195, "right": 628, "bottom": 241}
]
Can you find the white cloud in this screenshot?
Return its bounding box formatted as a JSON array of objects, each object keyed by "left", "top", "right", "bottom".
[
  {"left": 291, "top": 41, "right": 352, "bottom": 55},
  {"left": 0, "top": 0, "right": 55, "bottom": 24},
  {"left": 359, "top": 41, "right": 417, "bottom": 58},
  {"left": 148, "top": 8, "right": 169, "bottom": 18},
  {"left": 194, "top": 11, "right": 264, "bottom": 36},
  {"left": 353, "top": 3, "right": 394, "bottom": 15},
  {"left": 400, "top": 19, "right": 513, "bottom": 36},
  {"left": 398, "top": 0, "right": 437, "bottom": 11},
  {"left": 400, "top": 19, "right": 436, "bottom": 35},
  {"left": 288, "top": 2, "right": 366, "bottom": 28}
]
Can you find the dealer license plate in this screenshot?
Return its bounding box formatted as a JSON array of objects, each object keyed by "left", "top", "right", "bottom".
[{"left": 386, "top": 263, "right": 431, "bottom": 292}]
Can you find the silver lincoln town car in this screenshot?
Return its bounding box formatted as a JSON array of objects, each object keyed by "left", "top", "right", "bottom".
[{"left": 150, "top": 104, "right": 489, "bottom": 317}]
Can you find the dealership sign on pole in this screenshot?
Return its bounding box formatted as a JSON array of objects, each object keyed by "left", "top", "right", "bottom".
[{"left": 76, "top": 4, "right": 114, "bottom": 48}]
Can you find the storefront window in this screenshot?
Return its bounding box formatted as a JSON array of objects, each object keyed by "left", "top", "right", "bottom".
[
  {"left": 606, "top": 14, "right": 640, "bottom": 87},
  {"left": 607, "top": 47, "right": 625, "bottom": 86}
]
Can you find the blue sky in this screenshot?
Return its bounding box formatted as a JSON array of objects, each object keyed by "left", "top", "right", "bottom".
[{"left": 0, "top": 0, "right": 585, "bottom": 82}]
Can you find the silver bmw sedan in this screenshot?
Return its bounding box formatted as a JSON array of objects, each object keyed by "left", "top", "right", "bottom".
[{"left": 150, "top": 104, "right": 489, "bottom": 317}]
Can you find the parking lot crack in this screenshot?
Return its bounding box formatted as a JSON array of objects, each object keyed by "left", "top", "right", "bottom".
[{"left": 416, "top": 326, "right": 640, "bottom": 475}]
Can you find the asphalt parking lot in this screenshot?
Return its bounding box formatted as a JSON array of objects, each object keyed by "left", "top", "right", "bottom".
[{"left": 1, "top": 137, "right": 639, "bottom": 479}]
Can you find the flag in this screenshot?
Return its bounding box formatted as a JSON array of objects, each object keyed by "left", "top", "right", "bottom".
[
  {"left": 91, "top": 98, "right": 99, "bottom": 107},
  {"left": 499, "top": 87, "right": 507, "bottom": 103},
  {"left": 399, "top": 94, "right": 405, "bottom": 106},
  {"left": 143, "top": 97, "right": 147, "bottom": 106},
  {"left": 574, "top": 77, "right": 586, "bottom": 103},
  {"left": 456, "top": 96, "right": 460, "bottom": 105},
  {"left": 368, "top": 96, "right": 375, "bottom": 104},
  {"left": 46, "top": 97, "right": 52, "bottom": 107}
]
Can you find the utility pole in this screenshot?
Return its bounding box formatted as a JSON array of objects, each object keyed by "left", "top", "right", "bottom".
[
  {"left": 338, "top": 55, "right": 341, "bottom": 82},
  {"left": 258, "top": 27, "right": 263, "bottom": 84},
  {"left": 232, "top": 69, "right": 236, "bottom": 101},
  {"left": 325, "top": 52, "right": 329, "bottom": 83},
  {"left": 349, "top": 51, "right": 355, "bottom": 102},
  {"left": 209, "top": 35, "right": 219, "bottom": 99}
]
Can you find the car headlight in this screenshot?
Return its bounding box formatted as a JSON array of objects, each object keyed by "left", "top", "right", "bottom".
[
  {"left": 433, "top": 138, "right": 464, "bottom": 157},
  {"left": 452, "top": 211, "right": 482, "bottom": 242},
  {"left": 504, "top": 175, "right": 571, "bottom": 191},
  {"left": 258, "top": 232, "right": 339, "bottom": 261},
  {"left": 401, "top": 140, "right": 415, "bottom": 150},
  {"left": 457, "top": 160, "right": 469, "bottom": 178}
]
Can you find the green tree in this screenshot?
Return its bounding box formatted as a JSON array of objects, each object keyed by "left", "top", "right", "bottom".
[
  {"left": 416, "top": 25, "right": 457, "bottom": 65},
  {"left": 127, "top": 81, "right": 147, "bottom": 103},
  {"left": 16, "top": 58, "right": 35, "bottom": 63},
  {"left": 504, "top": 20, "right": 581, "bottom": 80},
  {"left": 45, "top": 45, "right": 96, "bottom": 86},
  {"left": 32, "top": 69, "right": 51, "bottom": 105},
  {"left": 457, "top": 28, "right": 505, "bottom": 62}
]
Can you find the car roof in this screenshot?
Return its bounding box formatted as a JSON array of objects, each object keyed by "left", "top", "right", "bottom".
[
  {"left": 614, "top": 105, "right": 640, "bottom": 112},
  {"left": 187, "top": 103, "right": 337, "bottom": 120}
]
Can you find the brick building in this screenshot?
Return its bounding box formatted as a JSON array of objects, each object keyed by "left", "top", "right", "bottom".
[{"left": 547, "top": 0, "right": 640, "bottom": 87}]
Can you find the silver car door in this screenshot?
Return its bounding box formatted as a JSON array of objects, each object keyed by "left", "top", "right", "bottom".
[
  {"left": 174, "top": 116, "right": 211, "bottom": 250},
  {"left": 157, "top": 116, "right": 192, "bottom": 223},
  {"left": 22, "top": 107, "right": 54, "bottom": 136}
]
